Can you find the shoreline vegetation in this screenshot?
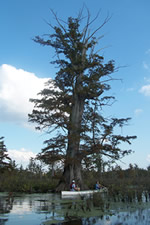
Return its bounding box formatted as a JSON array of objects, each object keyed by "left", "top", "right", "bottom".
[
  {"left": 1, "top": 164, "right": 150, "bottom": 197},
  {"left": 1, "top": 164, "right": 150, "bottom": 225}
]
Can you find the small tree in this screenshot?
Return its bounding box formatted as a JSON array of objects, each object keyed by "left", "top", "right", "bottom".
[
  {"left": 0, "top": 137, "right": 12, "bottom": 172},
  {"left": 37, "top": 149, "right": 64, "bottom": 177},
  {"left": 27, "top": 157, "right": 44, "bottom": 176},
  {"left": 29, "top": 9, "right": 136, "bottom": 191}
]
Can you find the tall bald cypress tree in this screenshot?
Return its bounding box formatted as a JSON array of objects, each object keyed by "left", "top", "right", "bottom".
[{"left": 29, "top": 10, "right": 136, "bottom": 191}]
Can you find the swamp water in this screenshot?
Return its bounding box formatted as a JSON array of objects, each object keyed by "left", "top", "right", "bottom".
[{"left": 0, "top": 192, "right": 150, "bottom": 225}]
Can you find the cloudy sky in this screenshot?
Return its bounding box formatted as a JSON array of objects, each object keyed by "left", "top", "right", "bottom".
[{"left": 1, "top": 0, "right": 150, "bottom": 169}]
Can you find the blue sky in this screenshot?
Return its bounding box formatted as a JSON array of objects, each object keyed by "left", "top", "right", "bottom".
[{"left": 0, "top": 0, "right": 150, "bottom": 169}]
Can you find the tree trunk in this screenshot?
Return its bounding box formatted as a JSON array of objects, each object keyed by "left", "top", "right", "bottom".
[
  {"left": 56, "top": 84, "right": 87, "bottom": 192},
  {"left": 56, "top": 159, "right": 86, "bottom": 192}
]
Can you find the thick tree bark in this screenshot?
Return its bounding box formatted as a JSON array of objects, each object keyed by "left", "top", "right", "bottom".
[
  {"left": 55, "top": 160, "right": 86, "bottom": 192},
  {"left": 56, "top": 84, "right": 88, "bottom": 192}
]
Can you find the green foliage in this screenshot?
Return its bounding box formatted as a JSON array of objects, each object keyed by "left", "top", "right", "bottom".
[
  {"left": 28, "top": 9, "right": 136, "bottom": 178},
  {"left": 0, "top": 168, "right": 59, "bottom": 193},
  {"left": 1, "top": 164, "right": 150, "bottom": 195},
  {"left": 0, "top": 137, "right": 12, "bottom": 172}
]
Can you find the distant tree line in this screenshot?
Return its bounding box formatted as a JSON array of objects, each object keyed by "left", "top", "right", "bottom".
[{"left": 1, "top": 136, "right": 150, "bottom": 193}]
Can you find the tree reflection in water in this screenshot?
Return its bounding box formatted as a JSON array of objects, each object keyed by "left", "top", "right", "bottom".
[
  {"left": 0, "top": 193, "right": 62, "bottom": 225},
  {"left": 0, "top": 192, "right": 14, "bottom": 225},
  {"left": 0, "top": 192, "right": 14, "bottom": 214},
  {"left": 0, "top": 193, "right": 150, "bottom": 225}
]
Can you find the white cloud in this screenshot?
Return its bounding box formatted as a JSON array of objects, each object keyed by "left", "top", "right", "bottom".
[
  {"left": 134, "top": 108, "right": 143, "bottom": 116},
  {"left": 144, "top": 77, "right": 150, "bottom": 82},
  {"left": 8, "top": 148, "right": 36, "bottom": 168},
  {"left": 143, "top": 61, "right": 150, "bottom": 71},
  {"left": 126, "top": 87, "right": 135, "bottom": 92},
  {"left": 147, "top": 155, "right": 150, "bottom": 163},
  {"left": 146, "top": 49, "right": 150, "bottom": 54},
  {"left": 139, "top": 84, "right": 150, "bottom": 96},
  {"left": 0, "top": 64, "right": 49, "bottom": 124}
]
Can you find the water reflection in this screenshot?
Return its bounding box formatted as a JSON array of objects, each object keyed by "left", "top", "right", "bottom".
[
  {"left": 0, "top": 192, "right": 14, "bottom": 214},
  {"left": 0, "top": 192, "right": 150, "bottom": 225},
  {"left": 0, "top": 192, "right": 61, "bottom": 225}
]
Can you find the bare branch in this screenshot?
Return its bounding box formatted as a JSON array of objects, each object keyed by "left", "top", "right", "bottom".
[
  {"left": 50, "top": 9, "right": 67, "bottom": 34},
  {"left": 86, "top": 13, "right": 112, "bottom": 43}
]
